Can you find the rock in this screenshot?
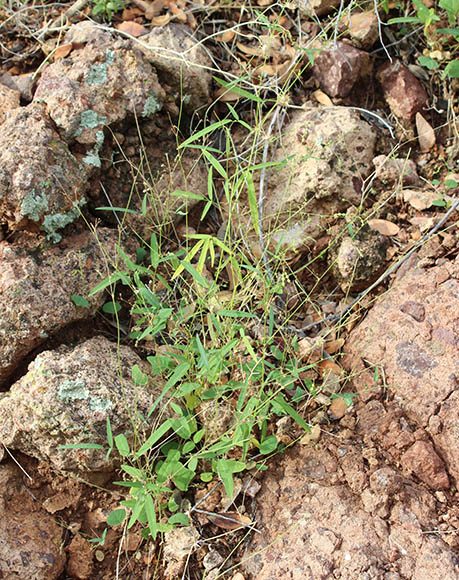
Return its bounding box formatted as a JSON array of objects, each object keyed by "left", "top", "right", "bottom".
[
  {"left": 0, "top": 102, "right": 88, "bottom": 236},
  {"left": 0, "top": 336, "right": 166, "bottom": 474},
  {"left": 263, "top": 107, "right": 376, "bottom": 258},
  {"left": 297, "top": 0, "right": 341, "bottom": 17},
  {"left": 163, "top": 526, "right": 200, "bottom": 578},
  {"left": 35, "top": 31, "right": 165, "bottom": 144},
  {"left": 377, "top": 60, "right": 428, "bottom": 122},
  {"left": 0, "top": 72, "right": 35, "bottom": 101},
  {"left": 328, "top": 225, "right": 388, "bottom": 291},
  {"left": 328, "top": 396, "right": 348, "bottom": 420},
  {"left": 343, "top": 256, "right": 459, "bottom": 483},
  {"left": 343, "top": 11, "right": 380, "bottom": 49},
  {"left": 0, "top": 462, "right": 66, "bottom": 580},
  {"left": 403, "top": 188, "right": 439, "bottom": 211},
  {"left": 242, "top": 440, "right": 458, "bottom": 580},
  {"left": 66, "top": 534, "right": 94, "bottom": 579},
  {"left": 0, "top": 228, "right": 117, "bottom": 386},
  {"left": 373, "top": 154, "right": 420, "bottom": 186},
  {"left": 312, "top": 41, "right": 370, "bottom": 97},
  {"left": 138, "top": 24, "right": 212, "bottom": 112},
  {"left": 401, "top": 441, "right": 449, "bottom": 490},
  {"left": 0, "top": 82, "right": 20, "bottom": 124}
]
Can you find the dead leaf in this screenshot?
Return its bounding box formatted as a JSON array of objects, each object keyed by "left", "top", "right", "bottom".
[
  {"left": 116, "top": 21, "right": 147, "bottom": 37},
  {"left": 416, "top": 113, "right": 435, "bottom": 152},
  {"left": 324, "top": 338, "right": 345, "bottom": 354},
  {"left": 403, "top": 189, "right": 439, "bottom": 211},
  {"left": 121, "top": 7, "right": 144, "bottom": 19},
  {"left": 237, "top": 42, "right": 263, "bottom": 57},
  {"left": 169, "top": 2, "right": 187, "bottom": 23},
  {"left": 312, "top": 89, "right": 333, "bottom": 106},
  {"left": 216, "top": 29, "right": 236, "bottom": 43},
  {"left": 215, "top": 86, "right": 241, "bottom": 101},
  {"left": 317, "top": 359, "right": 342, "bottom": 375},
  {"left": 207, "top": 511, "right": 253, "bottom": 530},
  {"left": 328, "top": 397, "right": 347, "bottom": 420},
  {"left": 368, "top": 218, "right": 400, "bottom": 236},
  {"left": 300, "top": 424, "right": 321, "bottom": 445},
  {"left": 298, "top": 337, "right": 324, "bottom": 363},
  {"left": 150, "top": 13, "right": 171, "bottom": 26},
  {"left": 131, "top": 0, "right": 165, "bottom": 18},
  {"left": 53, "top": 43, "right": 73, "bottom": 60}
]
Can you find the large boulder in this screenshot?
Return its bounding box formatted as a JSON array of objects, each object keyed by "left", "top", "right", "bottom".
[
  {"left": 0, "top": 103, "right": 87, "bottom": 237},
  {"left": 261, "top": 106, "right": 376, "bottom": 257},
  {"left": 0, "top": 228, "right": 118, "bottom": 386},
  {"left": 343, "top": 256, "right": 459, "bottom": 484},
  {"left": 0, "top": 462, "right": 66, "bottom": 579},
  {"left": 0, "top": 336, "right": 166, "bottom": 474}
]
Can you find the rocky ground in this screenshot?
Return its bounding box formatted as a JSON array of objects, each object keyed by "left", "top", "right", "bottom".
[{"left": 0, "top": 1, "right": 457, "bottom": 579}]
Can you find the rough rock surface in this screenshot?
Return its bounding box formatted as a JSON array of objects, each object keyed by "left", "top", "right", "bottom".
[
  {"left": 373, "top": 154, "right": 420, "bottom": 186},
  {"left": 377, "top": 60, "right": 428, "bottom": 122},
  {"left": 66, "top": 534, "right": 94, "bottom": 579},
  {"left": 297, "top": 0, "right": 340, "bottom": 17},
  {"left": 343, "top": 256, "right": 459, "bottom": 483},
  {"left": 312, "top": 41, "right": 370, "bottom": 97},
  {"left": 242, "top": 432, "right": 458, "bottom": 580},
  {"left": 343, "top": 10, "right": 379, "bottom": 49},
  {"left": 263, "top": 107, "right": 376, "bottom": 257},
  {"left": 139, "top": 24, "right": 212, "bottom": 113},
  {"left": 35, "top": 30, "right": 165, "bottom": 145},
  {"left": 329, "top": 224, "right": 389, "bottom": 291},
  {"left": 0, "top": 336, "right": 167, "bottom": 473},
  {"left": 0, "top": 82, "right": 20, "bottom": 124},
  {"left": 0, "top": 462, "right": 66, "bottom": 579},
  {"left": 0, "top": 102, "right": 88, "bottom": 236},
  {"left": 0, "top": 228, "right": 117, "bottom": 386}
]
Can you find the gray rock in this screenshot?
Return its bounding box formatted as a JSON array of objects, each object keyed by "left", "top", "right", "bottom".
[
  {"left": 0, "top": 82, "right": 20, "bottom": 124},
  {"left": 0, "top": 462, "right": 66, "bottom": 580},
  {"left": 297, "top": 0, "right": 341, "bottom": 17},
  {"left": 0, "top": 229, "right": 118, "bottom": 386},
  {"left": 0, "top": 336, "right": 166, "bottom": 473},
  {"left": 328, "top": 224, "right": 389, "bottom": 291},
  {"left": 35, "top": 32, "right": 165, "bottom": 144},
  {"left": 0, "top": 102, "right": 88, "bottom": 237},
  {"left": 262, "top": 107, "right": 376, "bottom": 258}
]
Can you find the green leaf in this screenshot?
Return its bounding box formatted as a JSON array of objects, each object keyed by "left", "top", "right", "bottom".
[
  {"left": 178, "top": 119, "right": 232, "bottom": 149},
  {"left": 144, "top": 494, "right": 157, "bottom": 539},
  {"left": 173, "top": 466, "right": 195, "bottom": 491},
  {"left": 132, "top": 364, "right": 149, "bottom": 386},
  {"left": 216, "top": 459, "right": 246, "bottom": 498},
  {"left": 200, "top": 472, "right": 213, "bottom": 482},
  {"left": 443, "top": 59, "right": 459, "bottom": 78},
  {"left": 102, "top": 301, "right": 121, "bottom": 314},
  {"left": 213, "top": 77, "right": 262, "bottom": 103},
  {"left": 445, "top": 179, "right": 458, "bottom": 188},
  {"left": 201, "top": 149, "right": 228, "bottom": 180},
  {"left": 95, "top": 206, "right": 137, "bottom": 214},
  {"left": 217, "top": 310, "right": 256, "bottom": 318},
  {"left": 106, "top": 508, "right": 126, "bottom": 526},
  {"left": 168, "top": 513, "right": 190, "bottom": 526},
  {"left": 114, "top": 434, "right": 130, "bottom": 457},
  {"left": 89, "top": 271, "right": 129, "bottom": 296},
  {"left": 171, "top": 190, "right": 207, "bottom": 201},
  {"left": 121, "top": 465, "right": 145, "bottom": 479},
  {"left": 259, "top": 435, "right": 278, "bottom": 455},
  {"left": 418, "top": 55, "right": 440, "bottom": 70},
  {"left": 387, "top": 16, "right": 421, "bottom": 24},
  {"left": 136, "top": 419, "right": 173, "bottom": 458},
  {"left": 246, "top": 170, "right": 259, "bottom": 235},
  {"left": 439, "top": 0, "right": 459, "bottom": 24},
  {"left": 106, "top": 416, "right": 113, "bottom": 448},
  {"left": 273, "top": 394, "right": 310, "bottom": 432},
  {"left": 182, "top": 441, "right": 195, "bottom": 454},
  {"left": 57, "top": 443, "right": 104, "bottom": 450},
  {"left": 71, "top": 295, "right": 89, "bottom": 308}
]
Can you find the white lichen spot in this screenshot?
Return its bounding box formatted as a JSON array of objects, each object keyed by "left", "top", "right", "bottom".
[
  {"left": 74, "top": 110, "right": 107, "bottom": 137},
  {"left": 82, "top": 148, "right": 101, "bottom": 168},
  {"left": 21, "top": 190, "right": 50, "bottom": 221},
  {"left": 41, "top": 198, "right": 86, "bottom": 243},
  {"left": 89, "top": 397, "right": 113, "bottom": 412},
  {"left": 58, "top": 379, "right": 89, "bottom": 401},
  {"left": 142, "top": 92, "right": 162, "bottom": 118}
]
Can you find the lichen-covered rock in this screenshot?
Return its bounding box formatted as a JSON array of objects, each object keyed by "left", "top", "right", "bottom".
[
  {"left": 328, "top": 224, "right": 388, "bottom": 291},
  {"left": 35, "top": 30, "right": 165, "bottom": 145},
  {"left": 0, "top": 336, "right": 166, "bottom": 473},
  {"left": 139, "top": 24, "right": 212, "bottom": 112},
  {"left": 0, "top": 82, "right": 20, "bottom": 124},
  {"left": 312, "top": 41, "right": 371, "bottom": 97},
  {"left": 242, "top": 437, "right": 458, "bottom": 579},
  {"left": 0, "top": 102, "right": 87, "bottom": 237},
  {"left": 343, "top": 256, "right": 459, "bottom": 483},
  {"left": 0, "top": 228, "right": 118, "bottom": 385},
  {"left": 0, "top": 462, "right": 66, "bottom": 580},
  {"left": 262, "top": 107, "right": 376, "bottom": 257},
  {"left": 377, "top": 60, "right": 428, "bottom": 122}
]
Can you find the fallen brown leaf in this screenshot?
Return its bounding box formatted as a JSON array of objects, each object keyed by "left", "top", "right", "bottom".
[
  {"left": 403, "top": 189, "right": 439, "bottom": 211},
  {"left": 324, "top": 338, "right": 345, "bottom": 354},
  {"left": 169, "top": 2, "right": 187, "bottom": 23},
  {"left": 317, "top": 359, "right": 342, "bottom": 375},
  {"left": 368, "top": 218, "right": 400, "bottom": 236},
  {"left": 151, "top": 13, "right": 171, "bottom": 26},
  {"left": 216, "top": 29, "right": 236, "bottom": 43},
  {"left": 237, "top": 42, "right": 263, "bottom": 57},
  {"left": 116, "top": 21, "right": 147, "bottom": 37},
  {"left": 53, "top": 43, "right": 73, "bottom": 60},
  {"left": 312, "top": 89, "right": 333, "bottom": 106},
  {"left": 416, "top": 112, "right": 435, "bottom": 152},
  {"left": 207, "top": 511, "right": 253, "bottom": 530}
]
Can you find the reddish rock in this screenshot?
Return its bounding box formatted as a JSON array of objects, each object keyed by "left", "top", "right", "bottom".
[
  {"left": 343, "top": 256, "right": 459, "bottom": 484},
  {"left": 401, "top": 441, "right": 450, "bottom": 490},
  {"left": 66, "top": 534, "right": 94, "bottom": 579},
  {"left": 377, "top": 60, "right": 428, "bottom": 121},
  {"left": 313, "top": 41, "right": 370, "bottom": 97},
  {"left": 0, "top": 82, "right": 20, "bottom": 124},
  {"left": 0, "top": 463, "right": 65, "bottom": 580},
  {"left": 297, "top": 0, "right": 340, "bottom": 17},
  {"left": 344, "top": 10, "right": 379, "bottom": 49},
  {"left": 373, "top": 154, "right": 420, "bottom": 186}
]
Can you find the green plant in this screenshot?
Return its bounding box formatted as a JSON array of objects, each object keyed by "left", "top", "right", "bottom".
[{"left": 91, "top": 0, "right": 125, "bottom": 21}]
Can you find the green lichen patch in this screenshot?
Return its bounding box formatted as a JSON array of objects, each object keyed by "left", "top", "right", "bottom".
[
  {"left": 82, "top": 148, "right": 101, "bottom": 168},
  {"left": 84, "top": 50, "right": 116, "bottom": 86},
  {"left": 21, "top": 190, "right": 50, "bottom": 222},
  {"left": 74, "top": 110, "right": 108, "bottom": 137},
  {"left": 89, "top": 397, "right": 113, "bottom": 412},
  {"left": 142, "top": 92, "right": 162, "bottom": 118},
  {"left": 58, "top": 379, "right": 89, "bottom": 401},
  {"left": 41, "top": 198, "right": 87, "bottom": 243}
]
